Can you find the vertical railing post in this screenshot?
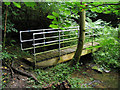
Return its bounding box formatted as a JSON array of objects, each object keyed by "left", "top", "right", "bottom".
[
  {"left": 20, "top": 31, "right": 23, "bottom": 50},
  {"left": 43, "top": 29, "right": 46, "bottom": 51},
  {"left": 58, "top": 30, "right": 61, "bottom": 60},
  {"left": 62, "top": 30, "right": 64, "bottom": 47},
  {"left": 33, "top": 33, "right": 36, "bottom": 69},
  {"left": 43, "top": 29, "right": 45, "bottom": 45}
]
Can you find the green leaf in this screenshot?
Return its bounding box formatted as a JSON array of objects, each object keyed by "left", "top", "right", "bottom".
[
  {"left": 97, "top": 10, "right": 103, "bottom": 13},
  {"left": 86, "top": 46, "right": 93, "bottom": 50},
  {"left": 63, "top": 22, "right": 71, "bottom": 27},
  {"left": 98, "top": 6, "right": 103, "bottom": 8},
  {"left": 59, "top": 8, "right": 65, "bottom": 11},
  {"left": 49, "top": 24, "right": 58, "bottom": 29},
  {"left": 52, "top": 12, "right": 59, "bottom": 17},
  {"left": 52, "top": 21, "right": 59, "bottom": 24},
  {"left": 60, "top": 27, "right": 64, "bottom": 30},
  {"left": 71, "top": 9, "right": 78, "bottom": 14},
  {"left": 4, "top": 2, "right": 11, "bottom": 5},
  {"left": 91, "top": 8, "right": 97, "bottom": 12},
  {"left": 60, "top": 14, "right": 66, "bottom": 18},
  {"left": 65, "top": 2, "right": 74, "bottom": 7},
  {"left": 24, "top": 2, "right": 36, "bottom": 8},
  {"left": 64, "top": 10, "right": 71, "bottom": 15},
  {"left": 94, "top": 45, "right": 102, "bottom": 48},
  {"left": 47, "top": 15, "right": 56, "bottom": 19},
  {"left": 61, "top": 4, "right": 68, "bottom": 8},
  {"left": 13, "top": 2, "right": 21, "bottom": 8}
]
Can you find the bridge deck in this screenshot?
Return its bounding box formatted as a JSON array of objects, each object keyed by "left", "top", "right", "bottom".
[{"left": 24, "top": 42, "right": 100, "bottom": 67}]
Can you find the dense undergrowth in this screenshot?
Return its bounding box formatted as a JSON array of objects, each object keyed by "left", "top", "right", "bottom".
[
  {"left": 30, "top": 63, "right": 91, "bottom": 88},
  {"left": 93, "top": 24, "right": 120, "bottom": 70}
]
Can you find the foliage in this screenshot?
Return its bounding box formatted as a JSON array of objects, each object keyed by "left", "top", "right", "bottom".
[
  {"left": 2, "top": 2, "right": 60, "bottom": 30},
  {"left": 67, "top": 77, "right": 90, "bottom": 88},
  {"left": 1, "top": 18, "right": 18, "bottom": 33},
  {"left": 0, "top": 44, "right": 17, "bottom": 67},
  {"left": 29, "top": 63, "right": 91, "bottom": 88},
  {"left": 0, "top": 48, "right": 16, "bottom": 60},
  {"left": 89, "top": 2, "right": 120, "bottom": 16},
  {"left": 47, "top": 2, "right": 120, "bottom": 29},
  {"left": 93, "top": 25, "right": 120, "bottom": 69},
  {"left": 33, "top": 63, "right": 72, "bottom": 87},
  {"left": 3, "top": 2, "right": 34, "bottom": 9},
  {"left": 85, "top": 18, "right": 106, "bottom": 43},
  {"left": 1, "top": 42, "right": 31, "bottom": 66}
]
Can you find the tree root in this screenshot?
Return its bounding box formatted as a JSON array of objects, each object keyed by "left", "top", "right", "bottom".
[{"left": 11, "top": 66, "right": 40, "bottom": 83}]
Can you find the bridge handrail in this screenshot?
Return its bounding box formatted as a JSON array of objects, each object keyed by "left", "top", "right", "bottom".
[
  {"left": 32, "top": 37, "right": 78, "bottom": 46},
  {"left": 20, "top": 26, "right": 104, "bottom": 66}
]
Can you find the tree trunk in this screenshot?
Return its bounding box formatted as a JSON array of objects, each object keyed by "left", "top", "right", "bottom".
[
  {"left": 69, "top": 10, "right": 86, "bottom": 66},
  {"left": 3, "top": 5, "right": 8, "bottom": 48}
]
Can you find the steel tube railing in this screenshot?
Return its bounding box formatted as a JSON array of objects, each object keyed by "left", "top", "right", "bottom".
[
  {"left": 32, "top": 37, "right": 78, "bottom": 46},
  {"left": 20, "top": 26, "right": 104, "bottom": 66},
  {"left": 21, "top": 33, "right": 78, "bottom": 43},
  {"left": 33, "top": 29, "right": 78, "bottom": 35},
  {"left": 22, "top": 39, "right": 77, "bottom": 51},
  {"left": 20, "top": 27, "right": 104, "bottom": 50},
  {"left": 20, "top": 27, "right": 104, "bottom": 43}
]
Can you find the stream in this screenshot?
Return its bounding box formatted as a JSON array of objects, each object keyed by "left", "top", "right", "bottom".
[{"left": 72, "top": 63, "right": 119, "bottom": 88}]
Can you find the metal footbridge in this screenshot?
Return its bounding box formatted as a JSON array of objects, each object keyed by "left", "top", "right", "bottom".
[{"left": 20, "top": 26, "right": 104, "bottom": 67}]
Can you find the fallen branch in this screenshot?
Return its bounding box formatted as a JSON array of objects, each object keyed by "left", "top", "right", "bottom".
[
  {"left": 9, "top": 66, "right": 14, "bottom": 78},
  {"left": 11, "top": 66, "right": 39, "bottom": 83}
]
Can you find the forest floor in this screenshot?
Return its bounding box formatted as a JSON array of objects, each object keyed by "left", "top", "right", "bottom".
[{"left": 2, "top": 58, "right": 120, "bottom": 89}]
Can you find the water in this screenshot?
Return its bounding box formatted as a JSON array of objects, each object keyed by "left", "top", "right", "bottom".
[{"left": 72, "top": 64, "right": 119, "bottom": 88}]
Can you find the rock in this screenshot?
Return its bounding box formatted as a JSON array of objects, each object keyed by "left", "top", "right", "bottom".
[
  {"left": 92, "top": 66, "right": 103, "bottom": 73},
  {"left": 103, "top": 69, "right": 110, "bottom": 73}
]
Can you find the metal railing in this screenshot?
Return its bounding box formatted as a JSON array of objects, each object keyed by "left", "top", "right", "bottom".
[{"left": 20, "top": 26, "right": 104, "bottom": 66}]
